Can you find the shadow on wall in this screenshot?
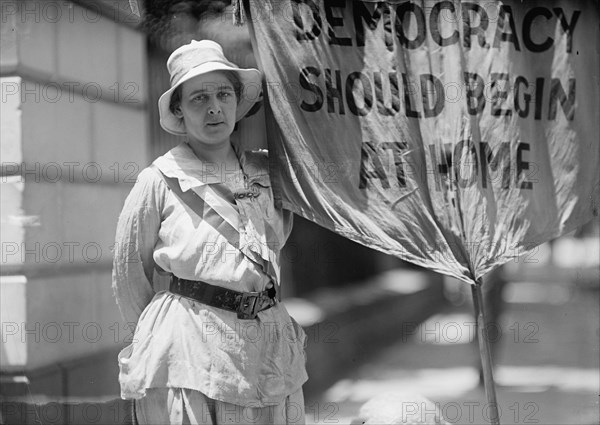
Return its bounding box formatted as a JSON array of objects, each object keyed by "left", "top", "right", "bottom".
[{"left": 282, "top": 216, "right": 409, "bottom": 298}]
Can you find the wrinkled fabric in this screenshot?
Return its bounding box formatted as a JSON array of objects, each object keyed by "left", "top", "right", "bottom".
[
  {"left": 112, "top": 142, "right": 307, "bottom": 407},
  {"left": 135, "top": 387, "right": 306, "bottom": 424},
  {"left": 248, "top": 0, "right": 599, "bottom": 284}
]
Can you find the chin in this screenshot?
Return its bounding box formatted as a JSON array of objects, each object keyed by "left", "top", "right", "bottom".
[{"left": 205, "top": 125, "right": 233, "bottom": 136}]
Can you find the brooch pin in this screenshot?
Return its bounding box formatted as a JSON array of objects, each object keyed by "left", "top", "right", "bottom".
[{"left": 234, "top": 186, "right": 260, "bottom": 200}]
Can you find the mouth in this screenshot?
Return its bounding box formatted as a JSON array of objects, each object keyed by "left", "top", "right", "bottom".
[{"left": 206, "top": 122, "right": 224, "bottom": 127}]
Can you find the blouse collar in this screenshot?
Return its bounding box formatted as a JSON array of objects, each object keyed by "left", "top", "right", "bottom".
[{"left": 153, "top": 142, "right": 270, "bottom": 192}]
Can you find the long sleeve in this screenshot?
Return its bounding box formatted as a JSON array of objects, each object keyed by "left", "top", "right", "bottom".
[{"left": 112, "top": 167, "right": 164, "bottom": 330}]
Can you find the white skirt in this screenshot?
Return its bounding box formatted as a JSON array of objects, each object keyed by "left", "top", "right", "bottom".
[{"left": 135, "top": 387, "right": 306, "bottom": 425}]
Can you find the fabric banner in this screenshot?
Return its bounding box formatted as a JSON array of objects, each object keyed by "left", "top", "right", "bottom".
[{"left": 247, "top": 0, "right": 599, "bottom": 283}]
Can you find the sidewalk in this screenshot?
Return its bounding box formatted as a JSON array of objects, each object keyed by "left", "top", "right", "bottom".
[
  {"left": 304, "top": 261, "right": 599, "bottom": 424},
  {"left": 285, "top": 268, "right": 446, "bottom": 396}
]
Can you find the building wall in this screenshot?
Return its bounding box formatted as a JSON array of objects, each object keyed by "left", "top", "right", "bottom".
[{"left": 1, "top": 0, "right": 147, "bottom": 390}]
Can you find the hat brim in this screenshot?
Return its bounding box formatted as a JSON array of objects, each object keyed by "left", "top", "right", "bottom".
[{"left": 158, "top": 62, "right": 263, "bottom": 136}]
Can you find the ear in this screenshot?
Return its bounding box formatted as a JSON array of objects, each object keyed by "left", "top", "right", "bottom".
[{"left": 173, "top": 107, "right": 183, "bottom": 119}]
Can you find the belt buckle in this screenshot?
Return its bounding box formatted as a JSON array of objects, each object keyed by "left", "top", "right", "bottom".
[{"left": 237, "top": 293, "right": 259, "bottom": 320}]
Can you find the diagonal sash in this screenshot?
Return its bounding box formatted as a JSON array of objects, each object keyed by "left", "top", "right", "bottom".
[{"left": 149, "top": 164, "right": 276, "bottom": 282}]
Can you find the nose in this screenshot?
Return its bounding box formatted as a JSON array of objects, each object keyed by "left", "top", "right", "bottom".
[{"left": 208, "top": 99, "right": 221, "bottom": 115}]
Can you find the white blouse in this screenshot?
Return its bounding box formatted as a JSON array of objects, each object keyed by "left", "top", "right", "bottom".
[{"left": 112, "top": 142, "right": 308, "bottom": 407}]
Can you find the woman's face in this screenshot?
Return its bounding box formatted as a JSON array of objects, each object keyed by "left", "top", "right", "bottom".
[{"left": 176, "top": 71, "right": 237, "bottom": 146}]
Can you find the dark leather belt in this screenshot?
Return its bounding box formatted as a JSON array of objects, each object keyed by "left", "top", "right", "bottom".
[{"left": 169, "top": 276, "right": 277, "bottom": 320}]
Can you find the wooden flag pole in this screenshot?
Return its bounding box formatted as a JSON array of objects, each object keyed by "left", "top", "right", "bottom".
[{"left": 471, "top": 279, "right": 501, "bottom": 425}]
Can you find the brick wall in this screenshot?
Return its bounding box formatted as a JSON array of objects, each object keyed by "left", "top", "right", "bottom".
[{"left": 1, "top": 0, "right": 147, "bottom": 396}]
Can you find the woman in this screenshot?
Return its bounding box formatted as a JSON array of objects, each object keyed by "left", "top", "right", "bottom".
[{"left": 112, "top": 40, "right": 308, "bottom": 424}]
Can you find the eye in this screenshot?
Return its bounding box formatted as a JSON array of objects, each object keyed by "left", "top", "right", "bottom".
[
  {"left": 192, "top": 94, "right": 208, "bottom": 103},
  {"left": 218, "top": 91, "right": 234, "bottom": 101}
]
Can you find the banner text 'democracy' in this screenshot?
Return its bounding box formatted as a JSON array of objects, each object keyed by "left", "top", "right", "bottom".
[{"left": 249, "top": 0, "right": 598, "bottom": 280}]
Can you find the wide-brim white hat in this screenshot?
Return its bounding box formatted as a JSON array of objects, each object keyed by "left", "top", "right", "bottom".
[{"left": 158, "top": 40, "right": 263, "bottom": 135}]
